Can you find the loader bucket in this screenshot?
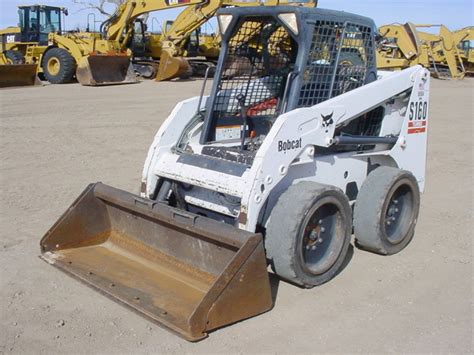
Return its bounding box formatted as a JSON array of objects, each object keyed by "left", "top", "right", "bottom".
[
  {"left": 0, "top": 64, "right": 40, "bottom": 88},
  {"left": 40, "top": 183, "right": 272, "bottom": 341},
  {"left": 76, "top": 54, "right": 138, "bottom": 86},
  {"left": 156, "top": 50, "right": 191, "bottom": 81}
]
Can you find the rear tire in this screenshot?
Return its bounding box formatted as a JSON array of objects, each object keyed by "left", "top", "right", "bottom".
[
  {"left": 354, "top": 167, "right": 420, "bottom": 255},
  {"left": 42, "top": 48, "right": 76, "bottom": 84},
  {"left": 4, "top": 50, "right": 25, "bottom": 64},
  {"left": 265, "top": 182, "right": 352, "bottom": 288}
]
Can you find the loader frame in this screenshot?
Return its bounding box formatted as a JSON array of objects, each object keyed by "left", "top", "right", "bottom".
[{"left": 141, "top": 7, "right": 430, "bottom": 232}]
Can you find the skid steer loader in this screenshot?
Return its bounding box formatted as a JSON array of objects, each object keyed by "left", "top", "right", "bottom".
[{"left": 41, "top": 7, "right": 430, "bottom": 341}]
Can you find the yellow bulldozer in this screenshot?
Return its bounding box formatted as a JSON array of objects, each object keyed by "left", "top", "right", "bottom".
[{"left": 376, "top": 22, "right": 471, "bottom": 79}]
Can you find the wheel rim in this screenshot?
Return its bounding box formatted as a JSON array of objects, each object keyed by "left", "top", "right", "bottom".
[
  {"left": 47, "top": 57, "right": 61, "bottom": 76},
  {"left": 383, "top": 181, "right": 415, "bottom": 244},
  {"left": 299, "top": 198, "right": 346, "bottom": 275}
]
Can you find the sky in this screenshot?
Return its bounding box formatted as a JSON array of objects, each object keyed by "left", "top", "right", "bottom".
[{"left": 0, "top": 0, "right": 472, "bottom": 33}]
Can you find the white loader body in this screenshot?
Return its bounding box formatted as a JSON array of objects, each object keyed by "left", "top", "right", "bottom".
[{"left": 142, "top": 65, "right": 430, "bottom": 232}]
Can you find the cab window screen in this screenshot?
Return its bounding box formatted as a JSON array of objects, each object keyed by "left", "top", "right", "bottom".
[
  {"left": 298, "top": 21, "right": 374, "bottom": 107},
  {"left": 211, "top": 17, "right": 297, "bottom": 124}
]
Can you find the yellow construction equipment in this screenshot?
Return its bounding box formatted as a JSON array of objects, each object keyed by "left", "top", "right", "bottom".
[
  {"left": 416, "top": 25, "right": 465, "bottom": 79},
  {"left": 1, "top": 1, "right": 316, "bottom": 85},
  {"left": 453, "top": 26, "right": 473, "bottom": 75},
  {"left": 100, "top": 0, "right": 318, "bottom": 81},
  {"left": 376, "top": 23, "right": 469, "bottom": 79},
  {"left": 129, "top": 22, "right": 219, "bottom": 80},
  {"left": 0, "top": 5, "right": 62, "bottom": 86},
  {"left": 0, "top": 0, "right": 316, "bottom": 86},
  {"left": 56, "top": 0, "right": 318, "bottom": 84}
]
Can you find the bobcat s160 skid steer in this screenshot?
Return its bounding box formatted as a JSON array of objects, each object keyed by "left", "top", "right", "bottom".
[{"left": 41, "top": 6, "right": 430, "bottom": 341}]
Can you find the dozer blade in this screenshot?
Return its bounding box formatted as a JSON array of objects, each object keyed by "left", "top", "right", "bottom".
[
  {"left": 76, "top": 54, "right": 138, "bottom": 86},
  {"left": 156, "top": 50, "right": 191, "bottom": 81},
  {"left": 40, "top": 183, "right": 272, "bottom": 341},
  {"left": 0, "top": 64, "right": 40, "bottom": 88}
]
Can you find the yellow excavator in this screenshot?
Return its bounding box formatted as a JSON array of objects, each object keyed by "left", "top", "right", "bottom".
[
  {"left": 376, "top": 23, "right": 471, "bottom": 79},
  {"left": 85, "top": 0, "right": 318, "bottom": 82}
]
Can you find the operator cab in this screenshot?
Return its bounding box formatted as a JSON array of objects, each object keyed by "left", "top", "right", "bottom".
[
  {"left": 194, "top": 7, "right": 377, "bottom": 164},
  {"left": 17, "top": 5, "right": 66, "bottom": 44}
]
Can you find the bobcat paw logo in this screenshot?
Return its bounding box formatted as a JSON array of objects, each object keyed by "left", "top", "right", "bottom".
[{"left": 321, "top": 112, "right": 334, "bottom": 127}]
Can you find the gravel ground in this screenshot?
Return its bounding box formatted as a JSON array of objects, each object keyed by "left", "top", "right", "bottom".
[{"left": 0, "top": 78, "right": 472, "bottom": 354}]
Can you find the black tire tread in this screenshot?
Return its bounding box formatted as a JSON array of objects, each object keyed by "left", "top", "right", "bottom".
[
  {"left": 265, "top": 182, "right": 352, "bottom": 288},
  {"left": 4, "top": 50, "right": 25, "bottom": 64},
  {"left": 42, "top": 48, "right": 76, "bottom": 84},
  {"left": 354, "top": 166, "right": 420, "bottom": 255}
]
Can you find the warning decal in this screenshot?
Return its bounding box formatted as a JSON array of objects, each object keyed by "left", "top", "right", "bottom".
[{"left": 408, "top": 120, "right": 427, "bottom": 134}]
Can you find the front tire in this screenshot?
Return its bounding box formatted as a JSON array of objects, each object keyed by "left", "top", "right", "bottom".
[
  {"left": 4, "top": 50, "right": 25, "bottom": 64},
  {"left": 265, "top": 182, "right": 352, "bottom": 288},
  {"left": 42, "top": 48, "right": 76, "bottom": 84},
  {"left": 354, "top": 167, "right": 421, "bottom": 255}
]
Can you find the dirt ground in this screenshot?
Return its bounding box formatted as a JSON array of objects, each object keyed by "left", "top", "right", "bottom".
[{"left": 0, "top": 78, "right": 472, "bottom": 354}]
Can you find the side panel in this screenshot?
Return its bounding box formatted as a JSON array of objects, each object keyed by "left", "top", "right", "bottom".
[
  {"left": 242, "top": 66, "right": 428, "bottom": 231},
  {"left": 388, "top": 69, "right": 430, "bottom": 191},
  {"left": 141, "top": 96, "right": 207, "bottom": 197}
]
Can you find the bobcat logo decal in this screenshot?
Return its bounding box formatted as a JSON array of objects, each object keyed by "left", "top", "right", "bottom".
[{"left": 321, "top": 112, "right": 334, "bottom": 127}]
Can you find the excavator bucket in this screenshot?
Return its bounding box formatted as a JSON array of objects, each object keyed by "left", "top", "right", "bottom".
[
  {"left": 0, "top": 63, "right": 40, "bottom": 88},
  {"left": 76, "top": 54, "right": 138, "bottom": 86},
  {"left": 40, "top": 183, "right": 273, "bottom": 341},
  {"left": 156, "top": 50, "right": 191, "bottom": 81}
]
